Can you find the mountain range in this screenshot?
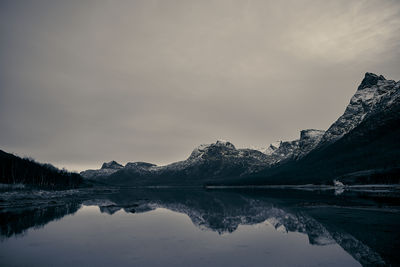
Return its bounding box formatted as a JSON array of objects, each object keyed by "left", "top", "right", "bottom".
[{"left": 80, "top": 72, "right": 400, "bottom": 186}]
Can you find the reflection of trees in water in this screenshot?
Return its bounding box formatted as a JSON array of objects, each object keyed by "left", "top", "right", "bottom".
[{"left": 0, "top": 202, "right": 81, "bottom": 239}]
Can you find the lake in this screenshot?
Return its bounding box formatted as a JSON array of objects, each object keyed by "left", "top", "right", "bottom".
[{"left": 0, "top": 187, "right": 399, "bottom": 266}]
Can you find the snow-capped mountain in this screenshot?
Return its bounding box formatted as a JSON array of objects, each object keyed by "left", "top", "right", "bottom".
[
  {"left": 81, "top": 72, "right": 400, "bottom": 186},
  {"left": 81, "top": 160, "right": 124, "bottom": 179},
  {"left": 85, "top": 140, "right": 273, "bottom": 185},
  {"left": 124, "top": 162, "right": 157, "bottom": 172},
  {"left": 257, "top": 129, "right": 325, "bottom": 164},
  {"left": 176, "top": 140, "right": 270, "bottom": 172},
  {"left": 297, "top": 129, "right": 325, "bottom": 158},
  {"left": 81, "top": 135, "right": 325, "bottom": 183},
  {"left": 318, "top": 72, "right": 400, "bottom": 146},
  {"left": 101, "top": 161, "right": 123, "bottom": 169},
  {"left": 251, "top": 141, "right": 281, "bottom": 155},
  {"left": 268, "top": 139, "right": 300, "bottom": 163},
  {"left": 233, "top": 72, "right": 400, "bottom": 185}
]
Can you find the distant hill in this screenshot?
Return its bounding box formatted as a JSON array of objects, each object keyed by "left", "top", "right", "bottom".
[{"left": 0, "top": 150, "right": 83, "bottom": 188}]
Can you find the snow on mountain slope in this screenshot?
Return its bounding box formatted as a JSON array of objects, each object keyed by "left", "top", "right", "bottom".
[
  {"left": 152, "top": 140, "right": 271, "bottom": 175},
  {"left": 101, "top": 161, "right": 123, "bottom": 169},
  {"left": 251, "top": 141, "right": 281, "bottom": 155},
  {"left": 259, "top": 129, "right": 325, "bottom": 164},
  {"left": 80, "top": 160, "right": 124, "bottom": 179},
  {"left": 296, "top": 129, "right": 325, "bottom": 158},
  {"left": 80, "top": 72, "right": 399, "bottom": 183},
  {"left": 268, "top": 139, "right": 300, "bottom": 164},
  {"left": 81, "top": 140, "right": 273, "bottom": 181},
  {"left": 82, "top": 133, "right": 327, "bottom": 181},
  {"left": 318, "top": 72, "right": 400, "bottom": 146}
]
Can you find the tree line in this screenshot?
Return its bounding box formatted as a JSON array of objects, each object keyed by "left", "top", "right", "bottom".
[{"left": 0, "top": 149, "right": 82, "bottom": 189}]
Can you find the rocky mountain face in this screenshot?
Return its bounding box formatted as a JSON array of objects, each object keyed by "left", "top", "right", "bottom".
[
  {"left": 251, "top": 141, "right": 280, "bottom": 155},
  {"left": 318, "top": 72, "right": 399, "bottom": 146},
  {"left": 81, "top": 135, "right": 324, "bottom": 184},
  {"left": 267, "top": 139, "right": 299, "bottom": 163},
  {"left": 101, "top": 161, "right": 123, "bottom": 169},
  {"left": 82, "top": 140, "right": 274, "bottom": 185},
  {"left": 297, "top": 129, "right": 325, "bottom": 157},
  {"left": 81, "top": 72, "right": 399, "bottom": 186},
  {"left": 225, "top": 73, "right": 400, "bottom": 185},
  {"left": 81, "top": 160, "right": 124, "bottom": 179},
  {"left": 257, "top": 129, "right": 325, "bottom": 164}
]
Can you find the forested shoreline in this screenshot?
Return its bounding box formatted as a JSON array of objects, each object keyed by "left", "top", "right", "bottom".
[{"left": 0, "top": 150, "right": 82, "bottom": 189}]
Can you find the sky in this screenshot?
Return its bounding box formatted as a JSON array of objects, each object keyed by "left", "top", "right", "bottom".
[{"left": 1, "top": 0, "right": 400, "bottom": 172}]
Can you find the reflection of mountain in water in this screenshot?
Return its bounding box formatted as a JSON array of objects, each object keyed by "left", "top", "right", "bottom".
[
  {"left": 97, "top": 189, "right": 395, "bottom": 266},
  {"left": 1, "top": 188, "right": 399, "bottom": 266}
]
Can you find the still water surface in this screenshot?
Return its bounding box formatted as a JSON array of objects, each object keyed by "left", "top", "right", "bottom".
[{"left": 0, "top": 188, "right": 399, "bottom": 266}]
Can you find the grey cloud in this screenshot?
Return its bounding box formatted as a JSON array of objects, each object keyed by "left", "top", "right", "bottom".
[{"left": 1, "top": 0, "right": 399, "bottom": 171}]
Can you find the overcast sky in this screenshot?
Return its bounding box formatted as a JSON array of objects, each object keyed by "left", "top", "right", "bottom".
[{"left": 1, "top": 0, "right": 400, "bottom": 171}]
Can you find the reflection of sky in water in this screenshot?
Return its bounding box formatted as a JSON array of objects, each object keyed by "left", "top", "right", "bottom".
[{"left": 0, "top": 205, "right": 360, "bottom": 267}]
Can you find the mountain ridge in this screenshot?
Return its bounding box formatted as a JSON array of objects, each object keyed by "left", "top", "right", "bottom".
[{"left": 80, "top": 72, "right": 400, "bottom": 186}]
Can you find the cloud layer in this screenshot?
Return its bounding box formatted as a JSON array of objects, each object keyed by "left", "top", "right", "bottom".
[{"left": 1, "top": 0, "right": 400, "bottom": 171}]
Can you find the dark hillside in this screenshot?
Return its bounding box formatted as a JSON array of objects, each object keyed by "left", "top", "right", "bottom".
[{"left": 0, "top": 150, "right": 83, "bottom": 188}]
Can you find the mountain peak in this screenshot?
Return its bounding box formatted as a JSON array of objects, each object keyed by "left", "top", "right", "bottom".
[
  {"left": 188, "top": 140, "right": 237, "bottom": 160},
  {"left": 319, "top": 72, "right": 398, "bottom": 146},
  {"left": 193, "top": 140, "right": 235, "bottom": 151},
  {"left": 249, "top": 141, "right": 280, "bottom": 155},
  {"left": 215, "top": 140, "right": 235, "bottom": 148},
  {"left": 101, "top": 161, "right": 124, "bottom": 169},
  {"left": 125, "top": 162, "right": 157, "bottom": 169},
  {"left": 357, "top": 72, "right": 386, "bottom": 90}
]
